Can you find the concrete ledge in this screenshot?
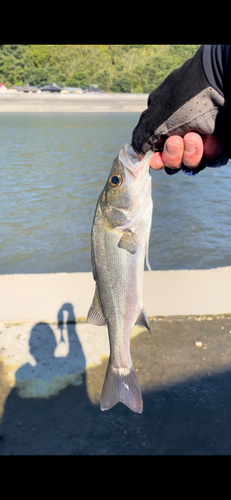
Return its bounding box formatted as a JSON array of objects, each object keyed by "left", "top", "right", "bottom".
[
  {"left": 1, "top": 267, "right": 231, "bottom": 324},
  {"left": 144, "top": 267, "right": 231, "bottom": 317},
  {"left": 0, "top": 93, "right": 148, "bottom": 113}
]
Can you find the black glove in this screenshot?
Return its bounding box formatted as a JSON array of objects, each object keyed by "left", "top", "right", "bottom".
[{"left": 132, "top": 45, "right": 231, "bottom": 176}]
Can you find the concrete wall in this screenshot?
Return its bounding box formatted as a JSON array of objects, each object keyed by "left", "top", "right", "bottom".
[{"left": 1, "top": 267, "right": 231, "bottom": 324}]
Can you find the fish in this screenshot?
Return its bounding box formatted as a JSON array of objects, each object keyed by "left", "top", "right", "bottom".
[{"left": 87, "top": 143, "right": 153, "bottom": 413}]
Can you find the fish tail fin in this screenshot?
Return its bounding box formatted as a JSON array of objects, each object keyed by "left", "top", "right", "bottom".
[{"left": 100, "top": 362, "right": 143, "bottom": 414}]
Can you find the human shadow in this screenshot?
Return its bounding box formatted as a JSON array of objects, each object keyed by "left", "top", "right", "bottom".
[
  {"left": 14, "top": 302, "right": 86, "bottom": 398},
  {"left": 0, "top": 302, "right": 97, "bottom": 455}
]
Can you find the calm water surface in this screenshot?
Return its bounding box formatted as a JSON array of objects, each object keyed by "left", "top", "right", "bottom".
[{"left": 1, "top": 112, "right": 231, "bottom": 274}]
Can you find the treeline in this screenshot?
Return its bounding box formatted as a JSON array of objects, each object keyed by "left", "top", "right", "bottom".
[{"left": 0, "top": 44, "right": 201, "bottom": 93}]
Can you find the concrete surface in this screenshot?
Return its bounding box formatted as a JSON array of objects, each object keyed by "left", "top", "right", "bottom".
[
  {"left": 1, "top": 267, "right": 231, "bottom": 454},
  {"left": 1, "top": 314, "right": 231, "bottom": 454},
  {"left": 0, "top": 93, "right": 149, "bottom": 112}
]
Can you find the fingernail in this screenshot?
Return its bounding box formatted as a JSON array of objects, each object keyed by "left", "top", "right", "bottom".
[
  {"left": 184, "top": 141, "right": 197, "bottom": 154},
  {"left": 165, "top": 142, "right": 180, "bottom": 156}
]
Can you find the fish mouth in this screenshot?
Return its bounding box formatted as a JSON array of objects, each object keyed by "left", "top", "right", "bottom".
[{"left": 119, "top": 143, "right": 153, "bottom": 178}]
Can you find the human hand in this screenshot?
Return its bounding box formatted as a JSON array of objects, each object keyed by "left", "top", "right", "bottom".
[
  {"left": 132, "top": 46, "right": 230, "bottom": 175},
  {"left": 147, "top": 132, "right": 223, "bottom": 171}
]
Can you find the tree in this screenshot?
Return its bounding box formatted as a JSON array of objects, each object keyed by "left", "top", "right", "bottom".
[
  {"left": 26, "top": 67, "right": 48, "bottom": 86},
  {"left": 66, "top": 69, "right": 89, "bottom": 88},
  {"left": 111, "top": 76, "right": 132, "bottom": 93},
  {"left": 0, "top": 44, "right": 201, "bottom": 92},
  {"left": 94, "top": 68, "right": 112, "bottom": 92}
]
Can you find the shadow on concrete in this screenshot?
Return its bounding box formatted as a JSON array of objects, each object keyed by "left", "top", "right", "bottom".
[
  {"left": 14, "top": 303, "right": 86, "bottom": 398},
  {"left": 1, "top": 313, "right": 231, "bottom": 455}
]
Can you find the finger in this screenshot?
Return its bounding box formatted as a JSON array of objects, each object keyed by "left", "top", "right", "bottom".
[
  {"left": 182, "top": 132, "right": 203, "bottom": 168},
  {"left": 138, "top": 152, "right": 165, "bottom": 170},
  {"left": 203, "top": 134, "right": 223, "bottom": 162},
  {"left": 162, "top": 136, "right": 184, "bottom": 169},
  {"left": 150, "top": 152, "right": 165, "bottom": 170}
]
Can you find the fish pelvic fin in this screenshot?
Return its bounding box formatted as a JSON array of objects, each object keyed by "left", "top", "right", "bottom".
[
  {"left": 100, "top": 362, "right": 143, "bottom": 414},
  {"left": 87, "top": 285, "right": 106, "bottom": 326}
]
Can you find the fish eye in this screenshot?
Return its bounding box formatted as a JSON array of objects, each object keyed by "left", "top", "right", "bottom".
[{"left": 108, "top": 173, "right": 122, "bottom": 188}]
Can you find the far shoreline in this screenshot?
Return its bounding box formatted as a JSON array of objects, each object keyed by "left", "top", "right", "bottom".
[{"left": 0, "top": 92, "right": 149, "bottom": 113}]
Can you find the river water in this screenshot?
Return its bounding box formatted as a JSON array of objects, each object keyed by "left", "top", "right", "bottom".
[{"left": 1, "top": 112, "right": 231, "bottom": 274}]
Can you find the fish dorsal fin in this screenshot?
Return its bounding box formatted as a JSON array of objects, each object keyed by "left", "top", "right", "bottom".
[
  {"left": 118, "top": 230, "right": 138, "bottom": 255},
  {"left": 87, "top": 286, "right": 106, "bottom": 326},
  {"left": 134, "top": 308, "right": 150, "bottom": 332}
]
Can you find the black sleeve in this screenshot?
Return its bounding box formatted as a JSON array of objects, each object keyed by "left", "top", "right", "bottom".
[{"left": 202, "top": 45, "right": 231, "bottom": 104}]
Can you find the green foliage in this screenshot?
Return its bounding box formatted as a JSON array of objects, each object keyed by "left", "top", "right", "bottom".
[
  {"left": 111, "top": 76, "right": 133, "bottom": 93},
  {"left": 26, "top": 67, "right": 48, "bottom": 86},
  {"left": 0, "top": 44, "right": 201, "bottom": 92},
  {"left": 66, "top": 69, "right": 89, "bottom": 88}
]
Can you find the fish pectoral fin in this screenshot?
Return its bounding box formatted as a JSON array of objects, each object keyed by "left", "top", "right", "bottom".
[
  {"left": 145, "top": 240, "right": 151, "bottom": 271},
  {"left": 87, "top": 285, "right": 106, "bottom": 326},
  {"left": 118, "top": 230, "right": 138, "bottom": 255},
  {"left": 134, "top": 308, "right": 150, "bottom": 332}
]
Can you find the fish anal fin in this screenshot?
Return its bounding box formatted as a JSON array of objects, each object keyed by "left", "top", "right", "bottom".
[
  {"left": 118, "top": 229, "right": 138, "bottom": 255},
  {"left": 87, "top": 286, "right": 106, "bottom": 326},
  {"left": 134, "top": 308, "right": 150, "bottom": 332}
]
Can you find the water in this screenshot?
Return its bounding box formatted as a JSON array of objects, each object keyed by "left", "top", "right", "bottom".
[{"left": 0, "top": 112, "right": 231, "bottom": 274}]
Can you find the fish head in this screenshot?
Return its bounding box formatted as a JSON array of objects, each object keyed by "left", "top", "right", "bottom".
[{"left": 99, "top": 144, "right": 153, "bottom": 230}]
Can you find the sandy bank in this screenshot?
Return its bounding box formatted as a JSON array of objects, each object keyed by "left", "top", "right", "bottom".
[
  {"left": 0, "top": 93, "right": 149, "bottom": 113},
  {"left": 1, "top": 267, "right": 231, "bottom": 324}
]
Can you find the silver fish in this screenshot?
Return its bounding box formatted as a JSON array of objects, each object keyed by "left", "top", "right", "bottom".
[{"left": 87, "top": 143, "right": 153, "bottom": 413}]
